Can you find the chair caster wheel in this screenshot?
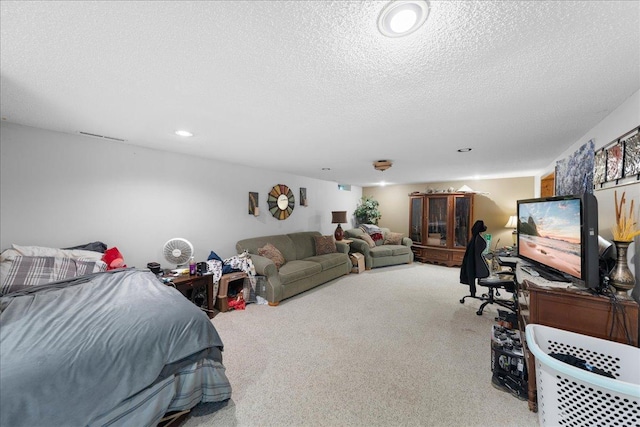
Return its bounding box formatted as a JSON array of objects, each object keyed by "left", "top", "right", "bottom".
[
  {"left": 476, "top": 310, "right": 483, "bottom": 316},
  {"left": 459, "top": 298, "right": 465, "bottom": 304}
]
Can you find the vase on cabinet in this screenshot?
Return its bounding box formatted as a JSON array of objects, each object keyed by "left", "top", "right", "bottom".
[{"left": 609, "top": 240, "right": 635, "bottom": 298}]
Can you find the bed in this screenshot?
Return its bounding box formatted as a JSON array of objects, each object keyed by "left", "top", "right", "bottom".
[{"left": 0, "top": 245, "right": 232, "bottom": 427}]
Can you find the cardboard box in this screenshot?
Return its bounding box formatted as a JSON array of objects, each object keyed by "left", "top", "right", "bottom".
[{"left": 350, "top": 253, "right": 365, "bottom": 273}]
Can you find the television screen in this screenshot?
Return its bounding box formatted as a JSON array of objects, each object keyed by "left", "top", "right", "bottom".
[
  {"left": 516, "top": 194, "right": 599, "bottom": 289},
  {"left": 517, "top": 198, "right": 582, "bottom": 279}
]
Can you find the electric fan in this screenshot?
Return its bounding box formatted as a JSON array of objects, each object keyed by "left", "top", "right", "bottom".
[{"left": 163, "top": 238, "right": 194, "bottom": 269}]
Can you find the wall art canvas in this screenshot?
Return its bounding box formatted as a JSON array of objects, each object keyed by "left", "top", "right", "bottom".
[
  {"left": 555, "top": 140, "right": 594, "bottom": 196},
  {"left": 248, "top": 192, "right": 259, "bottom": 216},
  {"left": 593, "top": 149, "right": 606, "bottom": 185},
  {"left": 623, "top": 133, "right": 640, "bottom": 177},
  {"left": 606, "top": 143, "right": 623, "bottom": 181},
  {"left": 300, "top": 188, "right": 308, "bottom": 206}
]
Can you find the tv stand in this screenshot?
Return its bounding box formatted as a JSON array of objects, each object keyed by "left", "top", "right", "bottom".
[
  {"left": 516, "top": 276, "right": 639, "bottom": 412},
  {"left": 525, "top": 264, "right": 570, "bottom": 283}
]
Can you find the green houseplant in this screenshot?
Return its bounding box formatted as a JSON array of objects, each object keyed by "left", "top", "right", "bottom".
[{"left": 354, "top": 196, "right": 382, "bottom": 225}]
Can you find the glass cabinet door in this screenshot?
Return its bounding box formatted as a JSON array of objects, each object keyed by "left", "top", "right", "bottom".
[
  {"left": 427, "top": 197, "right": 448, "bottom": 246},
  {"left": 409, "top": 197, "right": 423, "bottom": 244},
  {"left": 453, "top": 196, "right": 471, "bottom": 248}
]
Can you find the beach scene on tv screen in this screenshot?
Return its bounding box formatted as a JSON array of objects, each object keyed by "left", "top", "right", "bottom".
[{"left": 518, "top": 199, "right": 581, "bottom": 278}]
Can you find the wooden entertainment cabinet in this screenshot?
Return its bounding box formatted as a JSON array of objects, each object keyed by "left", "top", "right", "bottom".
[
  {"left": 409, "top": 192, "right": 474, "bottom": 267},
  {"left": 517, "top": 277, "right": 639, "bottom": 412}
]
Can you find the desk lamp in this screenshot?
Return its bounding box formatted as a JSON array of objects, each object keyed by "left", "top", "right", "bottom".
[
  {"left": 505, "top": 215, "right": 518, "bottom": 246},
  {"left": 331, "top": 211, "right": 348, "bottom": 241}
]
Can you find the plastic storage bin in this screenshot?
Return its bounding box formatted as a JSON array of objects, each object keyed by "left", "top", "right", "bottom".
[{"left": 525, "top": 324, "right": 640, "bottom": 427}]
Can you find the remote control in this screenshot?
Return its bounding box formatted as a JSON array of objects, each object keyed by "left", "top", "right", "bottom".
[{"left": 521, "top": 266, "right": 539, "bottom": 277}]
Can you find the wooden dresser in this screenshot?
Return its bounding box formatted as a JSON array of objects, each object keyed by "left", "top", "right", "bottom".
[{"left": 517, "top": 277, "right": 639, "bottom": 412}]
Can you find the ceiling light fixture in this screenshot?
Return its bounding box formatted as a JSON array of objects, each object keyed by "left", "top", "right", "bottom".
[
  {"left": 378, "top": 0, "right": 430, "bottom": 38},
  {"left": 457, "top": 148, "right": 472, "bottom": 152},
  {"left": 374, "top": 160, "right": 393, "bottom": 171},
  {"left": 175, "top": 130, "right": 193, "bottom": 137}
]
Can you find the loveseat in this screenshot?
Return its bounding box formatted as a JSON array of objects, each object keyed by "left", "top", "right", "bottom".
[
  {"left": 344, "top": 227, "right": 414, "bottom": 270},
  {"left": 236, "top": 231, "right": 351, "bottom": 305}
]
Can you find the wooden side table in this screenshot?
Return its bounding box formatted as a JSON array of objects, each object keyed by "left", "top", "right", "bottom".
[
  {"left": 216, "top": 272, "right": 248, "bottom": 312},
  {"left": 170, "top": 274, "right": 215, "bottom": 318},
  {"left": 517, "top": 278, "right": 639, "bottom": 412}
]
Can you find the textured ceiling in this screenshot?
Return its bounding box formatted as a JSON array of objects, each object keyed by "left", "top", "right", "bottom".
[{"left": 1, "top": 1, "right": 639, "bottom": 187}]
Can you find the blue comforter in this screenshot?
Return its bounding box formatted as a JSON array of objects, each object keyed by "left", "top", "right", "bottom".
[{"left": 0, "top": 269, "right": 226, "bottom": 426}]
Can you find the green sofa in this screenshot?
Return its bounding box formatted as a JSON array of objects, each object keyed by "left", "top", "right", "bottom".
[
  {"left": 236, "top": 231, "right": 351, "bottom": 305},
  {"left": 345, "top": 227, "right": 414, "bottom": 270}
]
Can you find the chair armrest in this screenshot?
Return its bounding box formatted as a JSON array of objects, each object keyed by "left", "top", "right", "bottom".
[
  {"left": 348, "top": 238, "right": 370, "bottom": 255},
  {"left": 335, "top": 241, "right": 349, "bottom": 254},
  {"left": 247, "top": 254, "right": 278, "bottom": 278}
]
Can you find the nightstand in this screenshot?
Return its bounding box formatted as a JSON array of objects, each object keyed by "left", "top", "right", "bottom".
[{"left": 169, "top": 274, "right": 215, "bottom": 318}]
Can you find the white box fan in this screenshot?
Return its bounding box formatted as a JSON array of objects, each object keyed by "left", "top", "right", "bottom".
[{"left": 163, "top": 238, "right": 194, "bottom": 269}]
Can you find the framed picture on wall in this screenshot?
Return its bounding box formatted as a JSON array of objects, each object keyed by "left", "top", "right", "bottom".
[
  {"left": 248, "top": 192, "right": 259, "bottom": 216},
  {"left": 300, "top": 188, "right": 308, "bottom": 206},
  {"left": 623, "top": 133, "right": 639, "bottom": 177},
  {"left": 593, "top": 149, "right": 606, "bottom": 185},
  {"left": 555, "top": 140, "right": 594, "bottom": 196},
  {"left": 606, "top": 143, "right": 623, "bottom": 181}
]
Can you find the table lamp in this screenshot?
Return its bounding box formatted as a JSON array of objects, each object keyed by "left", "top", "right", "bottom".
[
  {"left": 505, "top": 215, "right": 518, "bottom": 246},
  {"left": 331, "top": 211, "right": 348, "bottom": 241}
]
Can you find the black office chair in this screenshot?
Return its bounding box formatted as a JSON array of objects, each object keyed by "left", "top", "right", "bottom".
[{"left": 459, "top": 220, "right": 516, "bottom": 316}]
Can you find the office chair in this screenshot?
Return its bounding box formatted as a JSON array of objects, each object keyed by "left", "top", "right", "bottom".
[{"left": 459, "top": 220, "right": 516, "bottom": 316}]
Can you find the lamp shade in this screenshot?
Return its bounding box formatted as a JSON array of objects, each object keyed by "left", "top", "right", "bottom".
[
  {"left": 331, "top": 211, "right": 348, "bottom": 224},
  {"left": 505, "top": 215, "right": 518, "bottom": 229}
]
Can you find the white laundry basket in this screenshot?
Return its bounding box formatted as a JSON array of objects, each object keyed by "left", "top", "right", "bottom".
[{"left": 525, "top": 324, "right": 640, "bottom": 427}]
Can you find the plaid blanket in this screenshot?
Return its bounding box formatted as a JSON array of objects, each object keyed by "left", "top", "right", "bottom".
[{"left": 0, "top": 256, "right": 107, "bottom": 295}]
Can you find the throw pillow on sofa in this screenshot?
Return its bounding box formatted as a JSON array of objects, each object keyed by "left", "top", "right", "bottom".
[
  {"left": 314, "top": 235, "right": 337, "bottom": 255},
  {"left": 359, "top": 233, "right": 376, "bottom": 248},
  {"left": 258, "top": 243, "right": 285, "bottom": 270},
  {"left": 384, "top": 232, "right": 403, "bottom": 245}
]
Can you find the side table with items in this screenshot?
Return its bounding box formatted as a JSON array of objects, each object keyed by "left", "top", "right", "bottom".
[{"left": 168, "top": 274, "right": 216, "bottom": 319}]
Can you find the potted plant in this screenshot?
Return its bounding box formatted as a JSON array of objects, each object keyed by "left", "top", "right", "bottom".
[{"left": 354, "top": 196, "right": 382, "bottom": 225}]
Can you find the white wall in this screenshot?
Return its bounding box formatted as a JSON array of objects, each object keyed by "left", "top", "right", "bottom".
[
  {"left": 0, "top": 122, "right": 362, "bottom": 268},
  {"left": 537, "top": 89, "right": 639, "bottom": 299}
]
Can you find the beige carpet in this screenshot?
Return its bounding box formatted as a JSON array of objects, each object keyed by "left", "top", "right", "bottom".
[{"left": 184, "top": 263, "right": 540, "bottom": 427}]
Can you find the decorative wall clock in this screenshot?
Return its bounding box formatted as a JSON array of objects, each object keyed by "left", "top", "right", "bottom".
[{"left": 267, "top": 184, "right": 295, "bottom": 220}]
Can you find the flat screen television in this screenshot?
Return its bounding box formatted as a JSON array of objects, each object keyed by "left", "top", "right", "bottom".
[{"left": 516, "top": 193, "right": 600, "bottom": 290}]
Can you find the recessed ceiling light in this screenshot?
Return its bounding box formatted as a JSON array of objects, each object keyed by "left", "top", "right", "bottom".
[
  {"left": 322, "top": 167, "right": 331, "bottom": 171},
  {"left": 175, "top": 130, "right": 193, "bottom": 137},
  {"left": 457, "top": 148, "right": 472, "bottom": 153},
  {"left": 378, "top": 0, "right": 430, "bottom": 38}
]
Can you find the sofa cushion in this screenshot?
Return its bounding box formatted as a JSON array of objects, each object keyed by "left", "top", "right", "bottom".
[
  {"left": 345, "top": 228, "right": 365, "bottom": 239},
  {"left": 390, "top": 245, "right": 412, "bottom": 256},
  {"left": 359, "top": 234, "right": 376, "bottom": 248},
  {"left": 314, "top": 235, "right": 336, "bottom": 255},
  {"left": 369, "top": 246, "right": 394, "bottom": 257},
  {"left": 304, "top": 253, "right": 348, "bottom": 271},
  {"left": 278, "top": 260, "right": 322, "bottom": 284},
  {"left": 258, "top": 243, "right": 286, "bottom": 270},
  {"left": 384, "top": 232, "right": 403, "bottom": 245},
  {"left": 288, "top": 231, "right": 322, "bottom": 260}
]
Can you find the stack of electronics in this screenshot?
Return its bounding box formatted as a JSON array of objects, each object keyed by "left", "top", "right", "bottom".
[{"left": 491, "top": 323, "right": 528, "bottom": 400}]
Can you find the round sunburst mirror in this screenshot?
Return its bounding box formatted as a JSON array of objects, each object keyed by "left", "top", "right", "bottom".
[{"left": 267, "top": 184, "right": 295, "bottom": 220}]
